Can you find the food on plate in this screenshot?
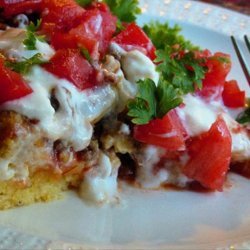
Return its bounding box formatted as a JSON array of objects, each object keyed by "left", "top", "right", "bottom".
[{"left": 0, "top": 0, "right": 249, "bottom": 210}]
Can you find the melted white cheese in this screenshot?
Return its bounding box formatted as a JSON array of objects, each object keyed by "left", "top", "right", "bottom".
[
  {"left": 0, "top": 28, "right": 54, "bottom": 61},
  {"left": 136, "top": 146, "right": 191, "bottom": 189},
  {"left": 120, "top": 50, "right": 159, "bottom": 84},
  {"left": 109, "top": 44, "right": 159, "bottom": 111},
  {"left": 136, "top": 145, "right": 168, "bottom": 189},
  {"left": 0, "top": 160, "right": 15, "bottom": 181},
  {"left": 176, "top": 94, "right": 219, "bottom": 137},
  {"left": 2, "top": 66, "right": 117, "bottom": 151},
  {"left": 223, "top": 113, "right": 250, "bottom": 161},
  {"left": 15, "top": 14, "right": 29, "bottom": 28},
  {"left": 80, "top": 152, "right": 118, "bottom": 203},
  {"left": 0, "top": 132, "right": 55, "bottom": 181}
]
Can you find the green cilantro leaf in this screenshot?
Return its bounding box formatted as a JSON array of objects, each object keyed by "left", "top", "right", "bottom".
[
  {"left": 156, "top": 79, "right": 182, "bottom": 118},
  {"left": 5, "top": 53, "right": 46, "bottom": 74},
  {"left": 104, "top": 0, "right": 141, "bottom": 23},
  {"left": 236, "top": 108, "right": 250, "bottom": 124},
  {"left": 23, "top": 31, "right": 37, "bottom": 50},
  {"left": 80, "top": 47, "right": 91, "bottom": 62},
  {"left": 76, "top": 0, "right": 92, "bottom": 7},
  {"left": 27, "top": 19, "right": 42, "bottom": 32},
  {"left": 143, "top": 22, "right": 199, "bottom": 51},
  {"left": 127, "top": 78, "right": 182, "bottom": 125},
  {"left": 127, "top": 79, "right": 156, "bottom": 125},
  {"left": 156, "top": 47, "right": 206, "bottom": 94},
  {"left": 23, "top": 19, "right": 45, "bottom": 50}
]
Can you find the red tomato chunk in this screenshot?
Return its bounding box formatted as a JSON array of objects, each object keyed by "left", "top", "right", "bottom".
[
  {"left": 0, "top": 58, "right": 32, "bottom": 104},
  {"left": 41, "top": 0, "right": 86, "bottom": 34},
  {"left": 50, "top": 2, "right": 117, "bottom": 59},
  {"left": 133, "top": 110, "right": 186, "bottom": 151},
  {"left": 0, "top": 0, "right": 43, "bottom": 17},
  {"left": 197, "top": 52, "right": 231, "bottom": 100},
  {"left": 222, "top": 80, "right": 245, "bottom": 108},
  {"left": 112, "top": 23, "right": 156, "bottom": 60},
  {"left": 43, "top": 49, "right": 97, "bottom": 90},
  {"left": 183, "top": 117, "right": 232, "bottom": 191}
]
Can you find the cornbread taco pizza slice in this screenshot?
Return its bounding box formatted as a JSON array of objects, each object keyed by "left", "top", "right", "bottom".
[{"left": 0, "top": 0, "right": 249, "bottom": 210}]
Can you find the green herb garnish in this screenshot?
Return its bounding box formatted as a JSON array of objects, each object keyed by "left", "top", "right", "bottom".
[
  {"left": 23, "top": 19, "right": 45, "bottom": 50},
  {"left": 80, "top": 47, "right": 91, "bottom": 62},
  {"left": 143, "top": 22, "right": 199, "bottom": 51},
  {"left": 76, "top": 0, "right": 92, "bottom": 7},
  {"left": 155, "top": 47, "right": 206, "bottom": 94},
  {"left": 5, "top": 53, "right": 46, "bottom": 74},
  {"left": 236, "top": 108, "right": 250, "bottom": 124},
  {"left": 104, "top": 0, "right": 141, "bottom": 23},
  {"left": 127, "top": 78, "right": 182, "bottom": 125}
]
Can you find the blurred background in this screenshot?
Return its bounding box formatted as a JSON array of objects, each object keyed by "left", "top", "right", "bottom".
[{"left": 197, "top": 0, "right": 250, "bottom": 15}]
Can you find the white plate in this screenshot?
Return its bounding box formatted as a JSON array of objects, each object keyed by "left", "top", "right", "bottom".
[{"left": 1, "top": 1, "right": 250, "bottom": 249}]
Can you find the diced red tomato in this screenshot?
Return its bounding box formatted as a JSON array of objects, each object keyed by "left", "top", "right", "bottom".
[
  {"left": 222, "top": 80, "right": 245, "bottom": 108},
  {"left": 43, "top": 49, "right": 97, "bottom": 90},
  {"left": 112, "top": 23, "right": 156, "bottom": 60},
  {"left": 194, "top": 49, "right": 212, "bottom": 59},
  {"left": 197, "top": 52, "right": 231, "bottom": 100},
  {"left": 51, "top": 32, "right": 77, "bottom": 49},
  {"left": 41, "top": 0, "right": 86, "bottom": 34},
  {"left": 203, "top": 53, "right": 231, "bottom": 87},
  {"left": 133, "top": 110, "right": 187, "bottom": 151},
  {"left": 0, "top": 0, "right": 43, "bottom": 17},
  {"left": 0, "top": 58, "right": 32, "bottom": 104},
  {"left": 50, "top": 2, "right": 117, "bottom": 59},
  {"left": 183, "top": 117, "right": 232, "bottom": 191}
]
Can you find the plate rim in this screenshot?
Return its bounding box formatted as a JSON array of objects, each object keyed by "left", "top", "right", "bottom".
[
  {"left": 0, "top": 1, "right": 250, "bottom": 249},
  {"left": 139, "top": 0, "right": 250, "bottom": 40}
]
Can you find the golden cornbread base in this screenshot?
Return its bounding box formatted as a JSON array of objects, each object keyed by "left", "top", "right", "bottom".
[{"left": 0, "top": 170, "right": 70, "bottom": 210}]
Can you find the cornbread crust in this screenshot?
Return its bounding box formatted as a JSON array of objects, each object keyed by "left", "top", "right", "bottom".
[
  {"left": 0, "top": 170, "right": 67, "bottom": 210},
  {"left": 0, "top": 111, "right": 86, "bottom": 209}
]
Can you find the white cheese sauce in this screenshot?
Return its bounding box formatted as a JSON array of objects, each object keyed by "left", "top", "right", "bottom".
[
  {"left": 80, "top": 152, "right": 119, "bottom": 203},
  {"left": 120, "top": 50, "right": 159, "bottom": 84},
  {"left": 0, "top": 132, "right": 55, "bottom": 181},
  {"left": 1, "top": 66, "right": 117, "bottom": 151},
  {"left": 222, "top": 113, "right": 250, "bottom": 161},
  {"left": 135, "top": 145, "right": 191, "bottom": 189},
  {"left": 0, "top": 28, "right": 54, "bottom": 61},
  {"left": 109, "top": 43, "right": 159, "bottom": 111},
  {"left": 176, "top": 94, "right": 219, "bottom": 137},
  {"left": 136, "top": 145, "right": 168, "bottom": 189},
  {"left": 110, "top": 42, "right": 159, "bottom": 84}
]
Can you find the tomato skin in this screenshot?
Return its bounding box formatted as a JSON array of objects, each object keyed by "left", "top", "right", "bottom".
[
  {"left": 43, "top": 49, "right": 97, "bottom": 90},
  {"left": 197, "top": 52, "right": 232, "bottom": 100},
  {"left": 51, "top": 32, "right": 78, "bottom": 49},
  {"left": 112, "top": 23, "right": 156, "bottom": 60},
  {"left": 183, "top": 117, "right": 232, "bottom": 191},
  {"left": 204, "top": 53, "right": 231, "bottom": 87},
  {"left": 0, "top": 0, "right": 42, "bottom": 17},
  {"left": 41, "top": 0, "right": 86, "bottom": 34},
  {"left": 0, "top": 58, "right": 32, "bottom": 104},
  {"left": 222, "top": 80, "right": 245, "bottom": 108},
  {"left": 194, "top": 49, "right": 212, "bottom": 59},
  {"left": 50, "top": 2, "right": 117, "bottom": 59},
  {"left": 133, "top": 110, "right": 186, "bottom": 151}
]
